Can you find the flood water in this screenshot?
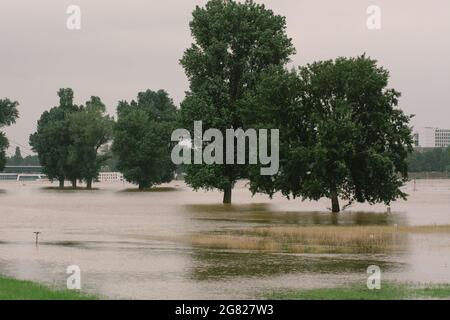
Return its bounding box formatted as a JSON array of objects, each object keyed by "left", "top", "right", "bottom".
[{"left": 1, "top": 179, "right": 450, "bottom": 299}]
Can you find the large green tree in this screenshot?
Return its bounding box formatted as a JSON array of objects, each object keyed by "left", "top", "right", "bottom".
[
  {"left": 113, "top": 90, "right": 177, "bottom": 190},
  {"left": 246, "top": 55, "right": 413, "bottom": 213},
  {"left": 179, "top": 0, "right": 295, "bottom": 203},
  {"left": 68, "top": 97, "right": 113, "bottom": 189},
  {"left": 30, "top": 89, "right": 80, "bottom": 188},
  {"left": 0, "top": 98, "right": 19, "bottom": 171}
]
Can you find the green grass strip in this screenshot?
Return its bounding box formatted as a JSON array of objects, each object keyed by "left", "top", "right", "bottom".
[{"left": 0, "top": 276, "right": 97, "bottom": 300}]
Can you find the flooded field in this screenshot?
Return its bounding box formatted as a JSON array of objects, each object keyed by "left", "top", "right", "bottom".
[{"left": 0, "top": 179, "right": 450, "bottom": 299}]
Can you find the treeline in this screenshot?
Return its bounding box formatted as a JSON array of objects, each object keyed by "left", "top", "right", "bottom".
[
  {"left": 407, "top": 148, "right": 450, "bottom": 172},
  {"left": 5, "top": 146, "right": 119, "bottom": 171},
  {"left": 12, "top": 144, "right": 446, "bottom": 174},
  {"left": 26, "top": 88, "right": 175, "bottom": 190},
  {"left": 1, "top": 0, "right": 415, "bottom": 213},
  {"left": 6, "top": 147, "right": 40, "bottom": 166},
  {"left": 28, "top": 89, "right": 113, "bottom": 189}
]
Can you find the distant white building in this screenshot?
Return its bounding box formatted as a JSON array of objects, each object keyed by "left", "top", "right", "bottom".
[
  {"left": 414, "top": 127, "right": 450, "bottom": 148},
  {"left": 98, "top": 172, "right": 124, "bottom": 182},
  {"left": 435, "top": 128, "right": 450, "bottom": 147}
]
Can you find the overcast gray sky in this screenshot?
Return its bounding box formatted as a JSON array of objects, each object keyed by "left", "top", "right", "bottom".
[{"left": 1, "top": 0, "right": 449, "bottom": 155}]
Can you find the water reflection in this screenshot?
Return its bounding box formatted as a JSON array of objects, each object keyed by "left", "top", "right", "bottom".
[
  {"left": 119, "top": 187, "right": 179, "bottom": 193},
  {"left": 187, "top": 203, "right": 403, "bottom": 227},
  {"left": 188, "top": 250, "right": 404, "bottom": 281}
]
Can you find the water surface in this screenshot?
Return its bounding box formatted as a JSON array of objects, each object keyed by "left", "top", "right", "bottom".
[{"left": 0, "top": 179, "right": 449, "bottom": 299}]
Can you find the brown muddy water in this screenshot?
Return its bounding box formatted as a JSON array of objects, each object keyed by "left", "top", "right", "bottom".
[{"left": 0, "top": 179, "right": 450, "bottom": 299}]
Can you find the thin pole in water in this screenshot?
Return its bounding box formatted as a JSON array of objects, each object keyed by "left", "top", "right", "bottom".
[{"left": 33, "top": 232, "right": 41, "bottom": 246}]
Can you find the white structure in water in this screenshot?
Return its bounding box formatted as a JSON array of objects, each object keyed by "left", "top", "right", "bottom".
[
  {"left": 414, "top": 127, "right": 450, "bottom": 148},
  {"left": 98, "top": 172, "right": 124, "bottom": 182},
  {"left": 0, "top": 173, "right": 47, "bottom": 181}
]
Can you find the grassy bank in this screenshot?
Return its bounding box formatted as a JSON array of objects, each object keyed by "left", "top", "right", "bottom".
[
  {"left": 0, "top": 276, "right": 97, "bottom": 300},
  {"left": 188, "top": 225, "right": 450, "bottom": 254},
  {"left": 267, "top": 282, "right": 450, "bottom": 300}
]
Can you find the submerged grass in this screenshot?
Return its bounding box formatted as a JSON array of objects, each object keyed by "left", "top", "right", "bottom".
[
  {"left": 0, "top": 276, "right": 97, "bottom": 300},
  {"left": 188, "top": 225, "right": 450, "bottom": 254},
  {"left": 267, "top": 282, "right": 450, "bottom": 300},
  {"left": 42, "top": 186, "right": 99, "bottom": 191},
  {"left": 120, "top": 187, "right": 179, "bottom": 193}
]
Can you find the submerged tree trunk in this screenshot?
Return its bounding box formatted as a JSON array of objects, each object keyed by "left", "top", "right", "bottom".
[
  {"left": 86, "top": 179, "right": 92, "bottom": 190},
  {"left": 71, "top": 179, "right": 77, "bottom": 189},
  {"left": 138, "top": 183, "right": 145, "bottom": 191},
  {"left": 331, "top": 190, "right": 340, "bottom": 213},
  {"left": 59, "top": 178, "right": 65, "bottom": 189},
  {"left": 223, "top": 187, "right": 232, "bottom": 204}
]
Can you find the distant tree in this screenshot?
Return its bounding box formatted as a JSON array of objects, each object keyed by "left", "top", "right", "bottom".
[
  {"left": 30, "top": 89, "right": 80, "bottom": 188},
  {"left": 22, "top": 155, "right": 40, "bottom": 166},
  {"left": 10, "top": 147, "right": 24, "bottom": 165},
  {"left": 6, "top": 148, "right": 41, "bottom": 166},
  {"left": 0, "top": 98, "right": 19, "bottom": 171},
  {"left": 67, "top": 97, "right": 113, "bottom": 189},
  {"left": 407, "top": 147, "right": 450, "bottom": 172},
  {"left": 447, "top": 147, "right": 450, "bottom": 172},
  {"left": 247, "top": 55, "right": 413, "bottom": 213},
  {"left": 99, "top": 144, "right": 119, "bottom": 172},
  {"left": 179, "top": 0, "right": 295, "bottom": 203},
  {"left": 447, "top": 148, "right": 450, "bottom": 172},
  {"left": 112, "top": 90, "right": 177, "bottom": 190}
]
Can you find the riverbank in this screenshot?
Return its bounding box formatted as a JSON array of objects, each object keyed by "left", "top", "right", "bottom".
[
  {"left": 0, "top": 276, "right": 97, "bottom": 300},
  {"left": 267, "top": 282, "right": 450, "bottom": 300}
]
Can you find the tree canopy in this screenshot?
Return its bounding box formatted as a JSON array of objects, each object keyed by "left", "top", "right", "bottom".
[
  {"left": 67, "top": 96, "right": 113, "bottom": 189},
  {"left": 112, "top": 89, "right": 177, "bottom": 190},
  {"left": 179, "top": 0, "right": 295, "bottom": 203},
  {"left": 0, "top": 98, "right": 19, "bottom": 171},
  {"left": 30, "top": 89, "right": 112, "bottom": 188},
  {"left": 30, "top": 89, "right": 80, "bottom": 187},
  {"left": 246, "top": 55, "right": 413, "bottom": 212}
]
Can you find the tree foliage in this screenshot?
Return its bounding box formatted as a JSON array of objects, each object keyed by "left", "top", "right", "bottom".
[
  {"left": 30, "top": 89, "right": 112, "bottom": 188},
  {"left": 68, "top": 97, "right": 113, "bottom": 189},
  {"left": 6, "top": 147, "right": 40, "bottom": 166},
  {"left": 246, "top": 55, "right": 413, "bottom": 212},
  {"left": 0, "top": 98, "right": 19, "bottom": 171},
  {"left": 407, "top": 147, "right": 450, "bottom": 172},
  {"left": 30, "top": 89, "right": 79, "bottom": 187},
  {"left": 112, "top": 90, "right": 177, "bottom": 190},
  {"left": 179, "top": 0, "right": 295, "bottom": 203}
]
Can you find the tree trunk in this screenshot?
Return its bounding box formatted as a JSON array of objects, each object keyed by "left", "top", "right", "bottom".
[
  {"left": 86, "top": 179, "right": 92, "bottom": 190},
  {"left": 331, "top": 191, "right": 340, "bottom": 213},
  {"left": 138, "top": 184, "right": 145, "bottom": 191},
  {"left": 223, "top": 187, "right": 232, "bottom": 204},
  {"left": 59, "top": 178, "right": 65, "bottom": 189},
  {"left": 71, "top": 179, "right": 77, "bottom": 189}
]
